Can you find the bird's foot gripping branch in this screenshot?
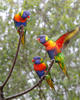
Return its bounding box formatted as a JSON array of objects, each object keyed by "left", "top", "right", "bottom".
[{"left": 5, "top": 60, "right": 54, "bottom": 100}]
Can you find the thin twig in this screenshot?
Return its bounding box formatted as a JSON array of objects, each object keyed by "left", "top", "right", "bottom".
[
  {"left": 5, "top": 60, "right": 54, "bottom": 100},
  {"left": 1, "top": 26, "right": 23, "bottom": 89}
]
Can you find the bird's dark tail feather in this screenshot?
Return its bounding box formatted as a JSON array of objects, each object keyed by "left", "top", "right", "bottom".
[
  {"left": 66, "top": 71, "right": 70, "bottom": 80},
  {"left": 46, "top": 79, "right": 55, "bottom": 90}
]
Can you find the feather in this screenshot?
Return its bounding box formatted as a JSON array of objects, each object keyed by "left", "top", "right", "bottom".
[
  {"left": 21, "top": 34, "right": 25, "bottom": 45},
  {"left": 58, "top": 62, "right": 70, "bottom": 80},
  {"left": 46, "top": 78, "right": 55, "bottom": 89},
  {"left": 56, "top": 27, "right": 80, "bottom": 50}
]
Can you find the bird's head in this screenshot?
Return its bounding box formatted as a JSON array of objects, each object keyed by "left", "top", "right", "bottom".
[
  {"left": 32, "top": 56, "right": 43, "bottom": 64},
  {"left": 37, "top": 35, "right": 49, "bottom": 44},
  {"left": 21, "top": 10, "right": 30, "bottom": 19}
]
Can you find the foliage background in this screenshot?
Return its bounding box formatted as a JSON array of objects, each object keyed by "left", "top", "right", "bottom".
[{"left": 0, "top": 0, "right": 80, "bottom": 100}]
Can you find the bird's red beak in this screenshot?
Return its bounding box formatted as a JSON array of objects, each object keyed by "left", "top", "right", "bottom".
[
  {"left": 32, "top": 59, "right": 35, "bottom": 62},
  {"left": 37, "top": 38, "right": 40, "bottom": 42},
  {"left": 27, "top": 16, "right": 30, "bottom": 18}
]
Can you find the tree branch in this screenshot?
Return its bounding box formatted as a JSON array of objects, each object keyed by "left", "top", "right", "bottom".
[
  {"left": 1, "top": 26, "right": 24, "bottom": 89},
  {"left": 5, "top": 60, "right": 54, "bottom": 100},
  {"left": 0, "top": 87, "right": 4, "bottom": 100}
]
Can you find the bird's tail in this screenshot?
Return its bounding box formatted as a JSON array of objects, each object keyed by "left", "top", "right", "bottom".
[
  {"left": 46, "top": 78, "right": 55, "bottom": 90},
  {"left": 21, "top": 33, "right": 25, "bottom": 45},
  {"left": 58, "top": 62, "right": 70, "bottom": 80},
  {"left": 17, "top": 25, "right": 26, "bottom": 46}
]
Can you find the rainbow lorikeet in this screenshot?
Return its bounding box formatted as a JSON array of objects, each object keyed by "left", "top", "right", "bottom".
[
  {"left": 37, "top": 27, "right": 80, "bottom": 79},
  {"left": 14, "top": 10, "right": 30, "bottom": 45},
  {"left": 32, "top": 56, "right": 55, "bottom": 89}
]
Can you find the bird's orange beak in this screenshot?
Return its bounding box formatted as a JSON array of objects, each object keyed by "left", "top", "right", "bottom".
[
  {"left": 37, "top": 38, "right": 40, "bottom": 42},
  {"left": 27, "top": 16, "right": 30, "bottom": 18},
  {"left": 32, "top": 59, "right": 35, "bottom": 62}
]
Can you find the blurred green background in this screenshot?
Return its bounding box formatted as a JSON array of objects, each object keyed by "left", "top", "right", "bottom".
[{"left": 0, "top": 0, "right": 80, "bottom": 100}]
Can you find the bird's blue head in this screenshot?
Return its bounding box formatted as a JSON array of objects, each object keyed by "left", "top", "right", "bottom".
[
  {"left": 32, "top": 56, "right": 43, "bottom": 64},
  {"left": 21, "top": 10, "right": 30, "bottom": 19},
  {"left": 37, "top": 35, "right": 49, "bottom": 44}
]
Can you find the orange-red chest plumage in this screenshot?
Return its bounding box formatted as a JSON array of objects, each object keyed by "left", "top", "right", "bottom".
[
  {"left": 34, "top": 63, "right": 46, "bottom": 71},
  {"left": 43, "top": 40, "right": 61, "bottom": 53},
  {"left": 14, "top": 14, "right": 27, "bottom": 22}
]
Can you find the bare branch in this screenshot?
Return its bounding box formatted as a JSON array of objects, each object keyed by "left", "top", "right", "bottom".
[
  {"left": 1, "top": 26, "right": 24, "bottom": 89},
  {"left": 0, "top": 87, "right": 4, "bottom": 100},
  {"left": 5, "top": 60, "right": 54, "bottom": 100}
]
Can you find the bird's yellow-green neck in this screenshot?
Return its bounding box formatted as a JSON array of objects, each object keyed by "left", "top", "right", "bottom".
[{"left": 43, "top": 40, "right": 56, "bottom": 50}]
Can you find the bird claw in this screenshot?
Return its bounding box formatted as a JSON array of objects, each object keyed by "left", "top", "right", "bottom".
[
  {"left": 50, "top": 59, "right": 55, "bottom": 63},
  {"left": 17, "top": 25, "right": 24, "bottom": 31},
  {"left": 17, "top": 25, "right": 24, "bottom": 36},
  {"left": 19, "top": 25, "right": 24, "bottom": 31}
]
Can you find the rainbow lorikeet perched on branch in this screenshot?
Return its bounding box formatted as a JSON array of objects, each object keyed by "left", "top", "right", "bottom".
[
  {"left": 37, "top": 27, "right": 80, "bottom": 79},
  {"left": 32, "top": 56, "right": 55, "bottom": 89},
  {"left": 14, "top": 10, "right": 30, "bottom": 45}
]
